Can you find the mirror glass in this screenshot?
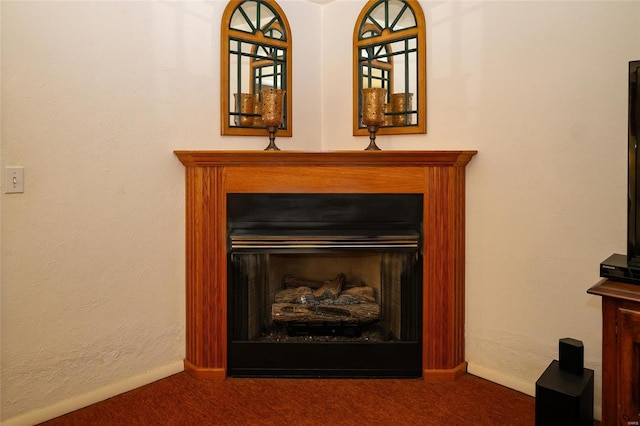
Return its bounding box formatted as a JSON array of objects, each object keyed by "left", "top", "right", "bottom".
[
  {"left": 222, "top": 0, "right": 292, "bottom": 136},
  {"left": 354, "top": 0, "right": 426, "bottom": 135}
]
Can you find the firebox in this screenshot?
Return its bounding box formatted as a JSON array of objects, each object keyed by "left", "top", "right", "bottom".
[{"left": 227, "top": 193, "right": 423, "bottom": 378}]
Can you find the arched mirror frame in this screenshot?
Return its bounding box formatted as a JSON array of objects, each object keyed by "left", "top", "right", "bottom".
[
  {"left": 353, "top": 0, "right": 426, "bottom": 136},
  {"left": 221, "top": 0, "right": 292, "bottom": 137}
]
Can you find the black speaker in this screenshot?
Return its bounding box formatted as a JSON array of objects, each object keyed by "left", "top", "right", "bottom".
[
  {"left": 535, "top": 360, "right": 594, "bottom": 426},
  {"left": 559, "top": 338, "right": 584, "bottom": 375}
]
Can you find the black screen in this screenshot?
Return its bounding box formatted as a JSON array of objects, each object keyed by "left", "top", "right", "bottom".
[{"left": 628, "top": 61, "right": 640, "bottom": 265}]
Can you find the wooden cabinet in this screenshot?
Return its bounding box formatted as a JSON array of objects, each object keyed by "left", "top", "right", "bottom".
[{"left": 588, "top": 279, "right": 640, "bottom": 425}]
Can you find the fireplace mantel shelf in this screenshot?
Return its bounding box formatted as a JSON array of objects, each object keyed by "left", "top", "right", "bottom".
[
  {"left": 175, "top": 150, "right": 477, "bottom": 167},
  {"left": 175, "top": 149, "right": 476, "bottom": 381}
]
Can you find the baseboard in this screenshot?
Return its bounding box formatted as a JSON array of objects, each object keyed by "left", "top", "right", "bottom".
[
  {"left": 466, "top": 362, "right": 536, "bottom": 397},
  {"left": 1, "top": 360, "right": 184, "bottom": 426}
]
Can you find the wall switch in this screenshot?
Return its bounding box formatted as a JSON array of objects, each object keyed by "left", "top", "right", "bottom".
[{"left": 5, "top": 166, "right": 24, "bottom": 193}]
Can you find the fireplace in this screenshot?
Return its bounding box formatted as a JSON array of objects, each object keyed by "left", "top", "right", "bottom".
[
  {"left": 174, "top": 150, "right": 476, "bottom": 381},
  {"left": 227, "top": 194, "right": 423, "bottom": 377}
]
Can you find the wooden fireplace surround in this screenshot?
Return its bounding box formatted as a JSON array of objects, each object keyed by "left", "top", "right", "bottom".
[{"left": 174, "top": 150, "right": 476, "bottom": 381}]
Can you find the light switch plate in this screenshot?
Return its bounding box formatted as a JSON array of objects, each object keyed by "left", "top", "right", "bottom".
[{"left": 5, "top": 166, "right": 24, "bottom": 193}]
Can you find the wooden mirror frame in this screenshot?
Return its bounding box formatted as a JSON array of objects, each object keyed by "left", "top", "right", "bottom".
[
  {"left": 353, "top": 0, "right": 426, "bottom": 136},
  {"left": 221, "top": 0, "right": 292, "bottom": 137}
]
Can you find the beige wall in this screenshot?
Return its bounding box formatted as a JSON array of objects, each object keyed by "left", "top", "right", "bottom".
[
  {"left": 321, "top": 1, "right": 639, "bottom": 419},
  {"left": 1, "top": 0, "right": 639, "bottom": 422}
]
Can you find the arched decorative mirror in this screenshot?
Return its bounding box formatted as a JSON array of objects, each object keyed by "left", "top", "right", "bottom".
[
  {"left": 221, "top": 0, "right": 292, "bottom": 136},
  {"left": 353, "top": 0, "right": 426, "bottom": 136}
]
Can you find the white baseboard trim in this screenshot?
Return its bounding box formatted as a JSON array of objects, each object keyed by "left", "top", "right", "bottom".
[
  {"left": 466, "top": 362, "right": 536, "bottom": 397},
  {"left": 1, "top": 360, "right": 184, "bottom": 426}
]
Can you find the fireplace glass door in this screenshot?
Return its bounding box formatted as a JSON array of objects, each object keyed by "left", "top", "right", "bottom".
[{"left": 227, "top": 194, "right": 423, "bottom": 378}]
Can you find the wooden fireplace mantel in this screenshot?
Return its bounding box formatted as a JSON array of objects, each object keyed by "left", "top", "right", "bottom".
[{"left": 175, "top": 150, "right": 477, "bottom": 381}]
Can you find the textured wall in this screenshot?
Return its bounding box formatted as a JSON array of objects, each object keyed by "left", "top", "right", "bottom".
[
  {"left": 321, "top": 1, "right": 639, "bottom": 420},
  {"left": 0, "top": 1, "right": 321, "bottom": 421}
]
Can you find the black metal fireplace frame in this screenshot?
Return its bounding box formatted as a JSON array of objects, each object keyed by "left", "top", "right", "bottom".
[{"left": 226, "top": 193, "right": 423, "bottom": 378}]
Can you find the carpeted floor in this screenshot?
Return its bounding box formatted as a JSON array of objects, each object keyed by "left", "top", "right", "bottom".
[{"left": 40, "top": 372, "right": 535, "bottom": 425}]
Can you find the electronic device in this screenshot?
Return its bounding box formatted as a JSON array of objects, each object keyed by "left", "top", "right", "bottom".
[
  {"left": 600, "top": 253, "right": 640, "bottom": 284},
  {"left": 627, "top": 60, "right": 640, "bottom": 266},
  {"left": 535, "top": 339, "right": 593, "bottom": 425},
  {"left": 600, "top": 60, "right": 640, "bottom": 284},
  {"left": 559, "top": 338, "right": 584, "bottom": 375}
]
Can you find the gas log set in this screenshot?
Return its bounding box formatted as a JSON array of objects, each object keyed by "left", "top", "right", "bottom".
[{"left": 272, "top": 273, "right": 380, "bottom": 326}]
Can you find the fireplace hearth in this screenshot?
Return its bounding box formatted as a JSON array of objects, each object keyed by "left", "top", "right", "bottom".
[{"left": 175, "top": 150, "right": 476, "bottom": 381}]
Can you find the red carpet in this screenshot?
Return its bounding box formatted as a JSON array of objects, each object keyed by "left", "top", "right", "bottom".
[{"left": 40, "top": 372, "right": 534, "bottom": 425}]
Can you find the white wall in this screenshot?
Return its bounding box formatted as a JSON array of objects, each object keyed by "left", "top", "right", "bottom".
[
  {"left": 323, "top": 0, "right": 639, "bottom": 419},
  {"left": 1, "top": 0, "right": 638, "bottom": 422},
  {"left": 0, "top": 1, "right": 322, "bottom": 422}
]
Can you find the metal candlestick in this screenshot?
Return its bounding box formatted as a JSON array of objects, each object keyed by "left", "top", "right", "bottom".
[
  {"left": 365, "top": 125, "right": 381, "bottom": 151},
  {"left": 265, "top": 126, "right": 279, "bottom": 151}
]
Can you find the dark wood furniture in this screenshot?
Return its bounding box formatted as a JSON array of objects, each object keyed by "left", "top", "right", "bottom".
[
  {"left": 588, "top": 279, "right": 640, "bottom": 425},
  {"left": 174, "top": 150, "right": 476, "bottom": 381}
]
